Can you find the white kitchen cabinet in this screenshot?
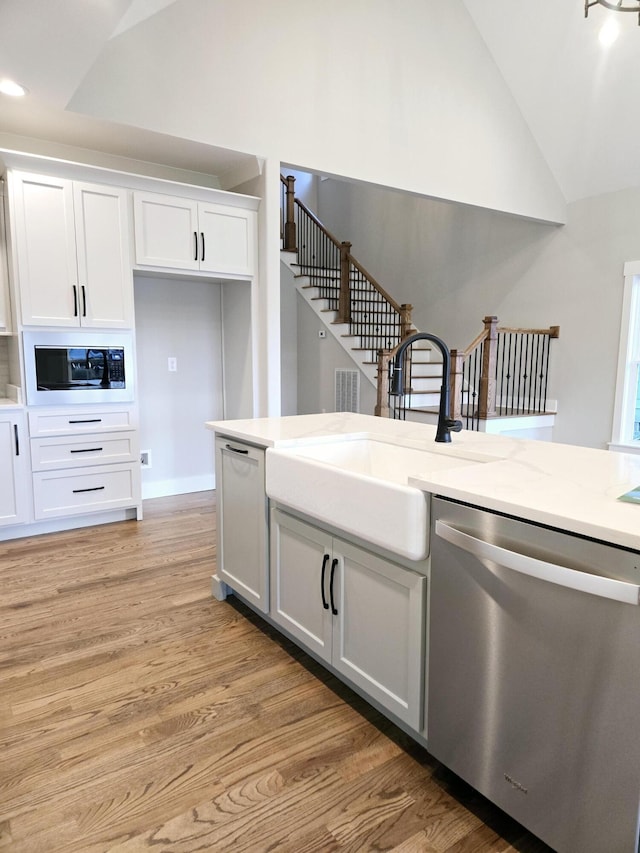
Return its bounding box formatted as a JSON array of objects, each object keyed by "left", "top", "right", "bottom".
[
  {"left": 28, "top": 405, "right": 140, "bottom": 521},
  {"left": 215, "top": 436, "right": 268, "bottom": 613},
  {"left": 133, "top": 191, "right": 255, "bottom": 277},
  {"left": 10, "top": 172, "right": 133, "bottom": 328},
  {"left": 270, "top": 507, "right": 426, "bottom": 730},
  {"left": 0, "top": 410, "right": 28, "bottom": 526},
  {"left": 0, "top": 192, "right": 13, "bottom": 334}
]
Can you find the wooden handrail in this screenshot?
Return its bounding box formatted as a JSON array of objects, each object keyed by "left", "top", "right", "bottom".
[
  {"left": 376, "top": 317, "right": 560, "bottom": 424},
  {"left": 281, "top": 173, "right": 413, "bottom": 353}
]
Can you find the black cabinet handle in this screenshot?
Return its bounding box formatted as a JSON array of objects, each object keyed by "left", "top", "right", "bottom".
[
  {"left": 70, "top": 447, "right": 103, "bottom": 454},
  {"left": 194, "top": 231, "right": 198, "bottom": 261},
  {"left": 81, "top": 285, "right": 87, "bottom": 317},
  {"left": 320, "top": 553, "right": 330, "bottom": 610},
  {"left": 225, "top": 443, "right": 249, "bottom": 455},
  {"left": 72, "top": 285, "right": 78, "bottom": 317},
  {"left": 201, "top": 231, "right": 205, "bottom": 262},
  {"left": 69, "top": 418, "right": 102, "bottom": 424},
  {"left": 329, "top": 557, "right": 339, "bottom": 615},
  {"left": 72, "top": 486, "right": 105, "bottom": 494},
  {"left": 13, "top": 424, "right": 19, "bottom": 456}
]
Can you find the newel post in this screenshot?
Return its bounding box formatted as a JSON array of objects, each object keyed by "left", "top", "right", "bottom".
[
  {"left": 283, "top": 175, "right": 297, "bottom": 251},
  {"left": 338, "top": 241, "right": 352, "bottom": 324},
  {"left": 375, "top": 349, "right": 392, "bottom": 418},
  {"left": 400, "top": 304, "right": 413, "bottom": 340},
  {"left": 478, "top": 315, "right": 498, "bottom": 419},
  {"left": 449, "top": 349, "right": 464, "bottom": 421}
]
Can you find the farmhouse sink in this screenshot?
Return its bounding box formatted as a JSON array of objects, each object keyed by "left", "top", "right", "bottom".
[{"left": 265, "top": 437, "right": 483, "bottom": 561}]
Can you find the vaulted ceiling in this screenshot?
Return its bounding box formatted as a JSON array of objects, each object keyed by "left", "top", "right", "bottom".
[{"left": 0, "top": 0, "right": 637, "bottom": 204}]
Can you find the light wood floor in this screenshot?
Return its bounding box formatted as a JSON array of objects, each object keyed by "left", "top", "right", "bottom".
[{"left": 0, "top": 491, "right": 552, "bottom": 852}]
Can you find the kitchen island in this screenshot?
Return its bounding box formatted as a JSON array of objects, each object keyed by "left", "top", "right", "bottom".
[
  {"left": 207, "top": 411, "right": 640, "bottom": 550},
  {"left": 207, "top": 413, "right": 640, "bottom": 853}
]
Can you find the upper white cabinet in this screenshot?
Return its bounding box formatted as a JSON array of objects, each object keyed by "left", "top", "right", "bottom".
[
  {"left": 133, "top": 191, "right": 256, "bottom": 277},
  {"left": 9, "top": 172, "right": 133, "bottom": 328},
  {"left": 0, "top": 191, "right": 13, "bottom": 335}
]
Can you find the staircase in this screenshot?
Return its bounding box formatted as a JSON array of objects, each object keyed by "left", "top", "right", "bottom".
[
  {"left": 281, "top": 174, "right": 559, "bottom": 436},
  {"left": 281, "top": 248, "right": 433, "bottom": 392}
]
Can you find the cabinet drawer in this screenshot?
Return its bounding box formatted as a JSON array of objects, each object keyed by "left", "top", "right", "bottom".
[
  {"left": 29, "top": 407, "right": 136, "bottom": 437},
  {"left": 33, "top": 463, "right": 139, "bottom": 519},
  {"left": 31, "top": 432, "right": 137, "bottom": 471}
]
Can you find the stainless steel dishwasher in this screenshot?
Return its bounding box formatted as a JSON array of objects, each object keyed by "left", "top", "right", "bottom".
[{"left": 428, "top": 497, "right": 640, "bottom": 853}]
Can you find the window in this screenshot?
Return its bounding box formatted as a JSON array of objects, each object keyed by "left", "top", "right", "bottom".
[{"left": 611, "top": 262, "right": 640, "bottom": 453}]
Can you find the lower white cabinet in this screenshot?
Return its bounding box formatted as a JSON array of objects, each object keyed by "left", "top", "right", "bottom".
[
  {"left": 215, "top": 436, "right": 268, "bottom": 613},
  {"left": 33, "top": 463, "right": 138, "bottom": 519},
  {"left": 28, "top": 405, "right": 140, "bottom": 521},
  {"left": 270, "top": 507, "right": 426, "bottom": 730},
  {"left": 0, "top": 411, "right": 28, "bottom": 526}
]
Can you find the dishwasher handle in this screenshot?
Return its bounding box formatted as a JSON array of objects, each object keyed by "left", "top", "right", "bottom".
[{"left": 435, "top": 519, "right": 640, "bottom": 606}]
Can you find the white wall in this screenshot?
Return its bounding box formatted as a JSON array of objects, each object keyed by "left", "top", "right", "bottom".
[
  {"left": 315, "top": 178, "right": 640, "bottom": 450},
  {"left": 69, "top": 0, "right": 565, "bottom": 224},
  {"left": 134, "top": 274, "right": 224, "bottom": 498}
]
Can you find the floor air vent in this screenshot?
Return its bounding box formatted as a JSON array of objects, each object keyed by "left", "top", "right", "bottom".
[{"left": 335, "top": 368, "right": 360, "bottom": 412}]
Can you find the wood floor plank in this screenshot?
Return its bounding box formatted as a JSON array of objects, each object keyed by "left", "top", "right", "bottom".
[{"left": 0, "top": 491, "right": 553, "bottom": 853}]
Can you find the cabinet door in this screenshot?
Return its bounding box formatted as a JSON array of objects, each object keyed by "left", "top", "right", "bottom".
[
  {"left": 199, "top": 203, "right": 255, "bottom": 276},
  {"left": 270, "top": 508, "right": 333, "bottom": 663},
  {"left": 73, "top": 183, "right": 133, "bottom": 328},
  {"left": 0, "top": 413, "right": 28, "bottom": 526},
  {"left": 133, "top": 191, "right": 199, "bottom": 270},
  {"left": 12, "top": 172, "right": 79, "bottom": 326},
  {"left": 0, "top": 198, "right": 12, "bottom": 334},
  {"left": 332, "top": 537, "right": 426, "bottom": 730},
  {"left": 215, "top": 437, "right": 268, "bottom": 613}
]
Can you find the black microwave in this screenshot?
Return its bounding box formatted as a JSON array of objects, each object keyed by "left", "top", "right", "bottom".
[{"left": 24, "top": 331, "right": 135, "bottom": 406}]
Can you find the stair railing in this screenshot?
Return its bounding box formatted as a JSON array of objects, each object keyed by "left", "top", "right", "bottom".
[
  {"left": 281, "top": 174, "right": 413, "bottom": 362},
  {"left": 376, "top": 316, "right": 560, "bottom": 427}
]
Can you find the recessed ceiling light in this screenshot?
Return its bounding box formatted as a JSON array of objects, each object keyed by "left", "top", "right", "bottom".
[{"left": 0, "top": 78, "right": 28, "bottom": 97}]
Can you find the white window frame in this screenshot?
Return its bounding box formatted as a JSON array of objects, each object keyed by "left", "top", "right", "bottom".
[{"left": 610, "top": 261, "right": 640, "bottom": 454}]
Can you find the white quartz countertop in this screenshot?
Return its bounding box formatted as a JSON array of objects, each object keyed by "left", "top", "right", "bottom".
[{"left": 207, "top": 413, "right": 640, "bottom": 551}]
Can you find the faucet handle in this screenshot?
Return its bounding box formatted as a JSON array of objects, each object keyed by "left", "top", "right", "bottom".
[{"left": 446, "top": 419, "right": 463, "bottom": 433}]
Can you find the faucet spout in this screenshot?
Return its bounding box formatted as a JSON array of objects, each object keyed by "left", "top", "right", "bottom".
[{"left": 389, "top": 332, "right": 463, "bottom": 442}]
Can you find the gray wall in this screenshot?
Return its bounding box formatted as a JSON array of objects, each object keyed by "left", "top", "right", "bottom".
[
  {"left": 313, "top": 179, "right": 640, "bottom": 450},
  {"left": 134, "top": 274, "right": 224, "bottom": 498},
  {"left": 296, "top": 296, "right": 377, "bottom": 417}
]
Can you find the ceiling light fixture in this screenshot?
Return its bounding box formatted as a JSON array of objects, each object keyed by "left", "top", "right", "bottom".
[
  {"left": 0, "top": 78, "right": 28, "bottom": 97},
  {"left": 585, "top": 0, "right": 640, "bottom": 25}
]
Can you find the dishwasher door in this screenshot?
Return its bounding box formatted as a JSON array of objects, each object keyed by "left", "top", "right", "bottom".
[{"left": 428, "top": 497, "right": 640, "bottom": 853}]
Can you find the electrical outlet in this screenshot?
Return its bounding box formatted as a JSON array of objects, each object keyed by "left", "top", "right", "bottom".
[
  {"left": 168, "top": 357, "right": 177, "bottom": 372},
  {"left": 140, "top": 450, "right": 152, "bottom": 467},
  {"left": 318, "top": 330, "right": 326, "bottom": 339}
]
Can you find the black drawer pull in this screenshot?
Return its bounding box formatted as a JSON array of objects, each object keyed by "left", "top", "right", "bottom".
[
  {"left": 70, "top": 447, "right": 103, "bottom": 454},
  {"left": 69, "top": 418, "right": 102, "bottom": 424},
  {"left": 320, "top": 553, "right": 330, "bottom": 610},
  {"left": 225, "top": 444, "right": 249, "bottom": 455},
  {"left": 329, "top": 557, "right": 339, "bottom": 616},
  {"left": 14, "top": 424, "right": 19, "bottom": 456},
  {"left": 194, "top": 231, "right": 198, "bottom": 261},
  {"left": 201, "top": 231, "right": 205, "bottom": 262},
  {"left": 81, "top": 285, "right": 87, "bottom": 317},
  {"left": 72, "top": 285, "right": 78, "bottom": 317},
  {"left": 72, "top": 486, "right": 106, "bottom": 494}
]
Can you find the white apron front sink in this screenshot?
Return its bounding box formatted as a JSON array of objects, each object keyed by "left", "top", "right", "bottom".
[{"left": 265, "top": 437, "right": 482, "bottom": 561}]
